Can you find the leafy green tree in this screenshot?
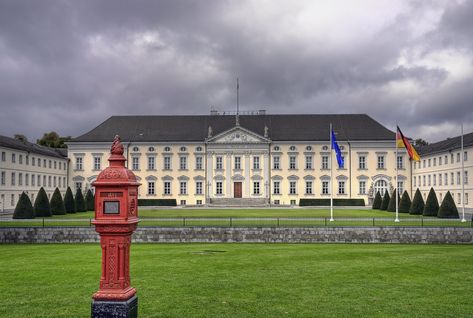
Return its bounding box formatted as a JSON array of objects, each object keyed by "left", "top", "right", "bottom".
[
  {"left": 85, "top": 189, "right": 95, "bottom": 211},
  {"left": 438, "top": 191, "right": 459, "bottom": 219},
  {"left": 380, "top": 191, "right": 390, "bottom": 211},
  {"left": 414, "top": 138, "right": 429, "bottom": 147},
  {"left": 75, "top": 188, "right": 86, "bottom": 212},
  {"left": 372, "top": 191, "right": 382, "bottom": 209},
  {"left": 64, "top": 187, "right": 76, "bottom": 214},
  {"left": 387, "top": 189, "right": 401, "bottom": 212},
  {"left": 399, "top": 191, "right": 412, "bottom": 213},
  {"left": 423, "top": 188, "right": 439, "bottom": 217},
  {"left": 34, "top": 187, "right": 51, "bottom": 217},
  {"left": 37, "top": 131, "right": 71, "bottom": 148},
  {"left": 50, "top": 188, "right": 66, "bottom": 215},
  {"left": 13, "top": 192, "right": 35, "bottom": 219},
  {"left": 409, "top": 189, "right": 425, "bottom": 215}
]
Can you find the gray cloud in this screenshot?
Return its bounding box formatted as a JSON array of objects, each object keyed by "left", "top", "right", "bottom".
[{"left": 0, "top": 0, "right": 472, "bottom": 143}]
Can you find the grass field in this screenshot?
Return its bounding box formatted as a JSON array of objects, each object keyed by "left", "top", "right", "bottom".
[{"left": 1, "top": 244, "right": 472, "bottom": 317}]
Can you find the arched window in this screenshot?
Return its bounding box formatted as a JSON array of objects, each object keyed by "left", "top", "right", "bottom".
[{"left": 374, "top": 180, "right": 388, "bottom": 196}]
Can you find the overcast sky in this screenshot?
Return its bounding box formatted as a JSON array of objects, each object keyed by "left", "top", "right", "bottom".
[{"left": 1, "top": 0, "right": 472, "bottom": 143}]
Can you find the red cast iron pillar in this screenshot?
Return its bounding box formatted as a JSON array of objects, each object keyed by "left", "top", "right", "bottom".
[{"left": 91, "top": 135, "right": 140, "bottom": 318}]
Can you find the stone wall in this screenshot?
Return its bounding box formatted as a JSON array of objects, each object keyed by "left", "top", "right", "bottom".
[{"left": 1, "top": 226, "right": 473, "bottom": 244}]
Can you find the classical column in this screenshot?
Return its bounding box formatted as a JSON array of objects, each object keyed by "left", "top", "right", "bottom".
[
  {"left": 206, "top": 152, "right": 213, "bottom": 202},
  {"left": 245, "top": 152, "right": 251, "bottom": 197},
  {"left": 226, "top": 152, "right": 232, "bottom": 198},
  {"left": 264, "top": 152, "right": 269, "bottom": 200}
]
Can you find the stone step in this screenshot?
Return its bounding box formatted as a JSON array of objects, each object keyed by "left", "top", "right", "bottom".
[{"left": 209, "top": 198, "right": 268, "bottom": 207}]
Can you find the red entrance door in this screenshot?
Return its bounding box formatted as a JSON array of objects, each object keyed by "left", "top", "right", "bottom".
[{"left": 234, "top": 182, "right": 242, "bottom": 198}]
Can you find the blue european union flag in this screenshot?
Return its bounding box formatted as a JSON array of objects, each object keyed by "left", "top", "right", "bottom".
[{"left": 331, "top": 129, "right": 344, "bottom": 168}]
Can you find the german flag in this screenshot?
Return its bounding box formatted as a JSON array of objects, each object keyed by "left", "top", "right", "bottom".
[{"left": 396, "top": 126, "right": 420, "bottom": 161}]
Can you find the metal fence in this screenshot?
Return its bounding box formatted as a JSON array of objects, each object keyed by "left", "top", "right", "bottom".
[{"left": 1, "top": 217, "right": 472, "bottom": 228}]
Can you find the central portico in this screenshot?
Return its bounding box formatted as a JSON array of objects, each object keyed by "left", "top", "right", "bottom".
[{"left": 205, "top": 124, "right": 271, "bottom": 206}]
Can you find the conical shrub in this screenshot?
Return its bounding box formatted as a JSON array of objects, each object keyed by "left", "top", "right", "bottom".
[
  {"left": 13, "top": 192, "right": 35, "bottom": 219},
  {"left": 387, "top": 189, "right": 400, "bottom": 212},
  {"left": 372, "top": 191, "right": 382, "bottom": 209},
  {"left": 50, "top": 188, "right": 66, "bottom": 215},
  {"left": 438, "top": 191, "right": 459, "bottom": 219},
  {"left": 423, "top": 188, "right": 439, "bottom": 217},
  {"left": 64, "top": 187, "right": 76, "bottom": 214},
  {"left": 409, "top": 189, "right": 425, "bottom": 215},
  {"left": 380, "top": 191, "right": 390, "bottom": 211},
  {"left": 85, "top": 189, "right": 95, "bottom": 211},
  {"left": 75, "top": 188, "right": 86, "bottom": 212},
  {"left": 34, "top": 187, "right": 51, "bottom": 217},
  {"left": 399, "top": 191, "right": 412, "bottom": 213}
]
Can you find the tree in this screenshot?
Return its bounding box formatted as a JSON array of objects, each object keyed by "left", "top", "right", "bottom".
[
  {"left": 50, "top": 188, "right": 66, "bottom": 215},
  {"left": 85, "top": 189, "right": 95, "bottom": 211},
  {"left": 380, "top": 191, "right": 390, "bottom": 211},
  {"left": 387, "top": 189, "right": 400, "bottom": 212},
  {"left": 34, "top": 187, "right": 51, "bottom": 217},
  {"left": 414, "top": 138, "right": 429, "bottom": 147},
  {"left": 410, "top": 189, "right": 425, "bottom": 215},
  {"left": 399, "top": 191, "right": 412, "bottom": 213},
  {"left": 372, "top": 191, "right": 382, "bottom": 209},
  {"left": 438, "top": 191, "right": 459, "bottom": 219},
  {"left": 14, "top": 134, "right": 28, "bottom": 142},
  {"left": 64, "top": 187, "right": 76, "bottom": 214},
  {"left": 13, "top": 192, "right": 35, "bottom": 219},
  {"left": 75, "top": 188, "right": 86, "bottom": 212},
  {"left": 37, "top": 131, "right": 71, "bottom": 148},
  {"left": 423, "top": 188, "right": 439, "bottom": 217}
]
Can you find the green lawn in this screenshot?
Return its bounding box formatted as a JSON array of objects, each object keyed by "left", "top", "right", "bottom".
[{"left": 0, "top": 244, "right": 472, "bottom": 317}]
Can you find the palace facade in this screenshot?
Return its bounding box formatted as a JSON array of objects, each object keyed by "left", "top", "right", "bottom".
[{"left": 66, "top": 113, "right": 411, "bottom": 206}]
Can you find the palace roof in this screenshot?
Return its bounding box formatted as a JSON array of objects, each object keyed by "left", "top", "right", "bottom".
[
  {"left": 417, "top": 131, "right": 473, "bottom": 156},
  {"left": 72, "top": 114, "right": 396, "bottom": 143},
  {"left": 0, "top": 135, "right": 67, "bottom": 158}
]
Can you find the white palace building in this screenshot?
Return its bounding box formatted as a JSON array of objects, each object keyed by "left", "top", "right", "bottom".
[{"left": 1, "top": 111, "right": 471, "bottom": 211}]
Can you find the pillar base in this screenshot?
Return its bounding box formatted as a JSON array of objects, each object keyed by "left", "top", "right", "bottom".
[{"left": 91, "top": 295, "right": 138, "bottom": 318}]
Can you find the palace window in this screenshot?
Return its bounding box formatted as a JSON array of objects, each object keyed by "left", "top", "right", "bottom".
[
  {"left": 26, "top": 156, "right": 29, "bottom": 165},
  {"left": 457, "top": 153, "right": 460, "bottom": 163},
  {"left": 48, "top": 176, "right": 51, "bottom": 187},
  {"left": 457, "top": 172, "right": 461, "bottom": 185},
  {"left": 451, "top": 153, "right": 454, "bottom": 164},
  {"left": 289, "top": 156, "right": 296, "bottom": 169},
  {"left": 32, "top": 157, "right": 35, "bottom": 166},
  {"left": 196, "top": 181, "right": 203, "bottom": 195},
  {"left": 180, "top": 182, "right": 187, "bottom": 195},
  {"left": 253, "top": 182, "right": 260, "bottom": 195},
  {"left": 464, "top": 171, "right": 469, "bottom": 184},
  {"left": 75, "top": 182, "right": 82, "bottom": 191},
  {"left": 322, "top": 181, "right": 329, "bottom": 194},
  {"left": 359, "top": 181, "right": 366, "bottom": 195},
  {"left": 273, "top": 156, "right": 280, "bottom": 169},
  {"left": 148, "top": 156, "right": 155, "bottom": 170},
  {"left": 164, "top": 146, "right": 171, "bottom": 152},
  {"left": 428, "top": 159, "right": 431, "bottom": 167},
  {"left": 53, "top": 176, "right": 57, "bottom": 188},
  {"left": 289, "top": 181, "right": 297, "bottom": 194},
  {"left": 75, "top": 157, "right": 83, "bottom": 170},
  {"left": 397, "top": 156, "right": 404, "bottom": 169},
  {"left": 37, "top": 175, "right": 41, "bottom": 186},
  {"left": 11, "top": 194, "right": 15, "bottom": 206},
  {"left": 359, "top": 156, "right": 366, "bottom": 169},
  {"left": 216, "top": 182, "right": 223, "bottom": 195},
  {"left": 458, "top": 193, "right": 461, "bottom": 204},
  {"left": 322, "top": 156, "right": 329, "bottom": 169},
  {"left": 439, "top": 173, "right": 442, "bottom": 186},
  {"left": 148, "top": 146, "right": 155, "bottom": 152},
  {"left": 439, "top": 156, "right": 442, "bottom": 165},
  {"left": 433, "top": 158, "right": 436, "bottom": 166},
  {"left": 464, "top": 151, "right": 468, "bottom": 161},
  {"left": 451, "top": 172, "right": 454, "bottom": 185},
  {"left": 428, "top": 175, "right": 431, "bottom": 186},
  {"left": 377, "top": 156, "right": 385, "bottom": 169},
  {"left": 413, "top": 177, "right": 416, "bottom": 187},
  {"left": 43, "top": 176, "right": 46, "bottom": 187},
  {"left": 164, "top": 156, "right": 171, "bottom": 170},
  {"left": 132, "top": 157, "right": 139, "bottom": 170},
  {"left": 374, "top": 180, "right": 388, "bottom": 196},
  {"left": 195, "top": 156, "right": 203, "bottom": 170},
  {"left": 164, "top": 181, "right": 171, "bottom": 195},
  {"left": 423, "top": 175, "right": 426, "bottom": 186},
  {"left": 11, "top": 172, "right": 15, "bottom": 186},
  {"left": 180, "top": 146, "right": 187, "bottom": 152},
  {"left": 18, "top": 173, "right": 23, "bottom": 186},
  {"left": 49, "top": 160, "right": 52, "bottom": 168},
  {"left": 216, "top": 156, "right": 223, "bottom": 170},
  {"left": 1, "top": 152, "right": 5, "bottom": 161},
  {"left": 253, "top": 156, "right": 260, "bottom": 170},
  {"left": 94, "top": 157, "right": 101, "bottom": 170},
  {"left": 465, "top": 193, "right": 469, "bottom": 205},
  {"left": 338, "top": 181, "right": 345, "bottom": 194},
  {"left": 273, "top": 181, "right": 280, "bottom": 195},
  {"left": 305, "top": 156, "right": 313, "bottom": 169},
  {"left": 433, "top": 174, "right": 436, "bottom": 186},
  {"left": 305, "top": 181, "right": 313, "bottom": 195},
  {"left": 1, "top": 171, "right": 5, "bottom": 185},
  {"left": 11, "top": 153, "right": 16, "bottom": 163},
  {"left": 398, "top": 181, "right": 404, "bottom": 194},
  {"left": 179, "top": 156, "right": 187, "bottom": 170},
  {"left": 58, "top": 177, "right": 61, "bottom": 188},
  {"left": 444, "top": 173, "right": 448, "bottom": 186},
  {"left": 19, "top": 155, "right": 23, "bottom": 165},
  {"left": 234, "top": 157, "right": 241, "bottom": 170},
  {"left": 148, "top": 182, "right": 155, "bottom": 195}
]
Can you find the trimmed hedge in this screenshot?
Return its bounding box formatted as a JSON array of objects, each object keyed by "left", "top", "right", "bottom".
[
  {"left": 423, "top": 188, "right": 439, "bottom": 217},
  {"left": 299, "top": 199, "right": 365, "bottom": 207},
  {"left": 64, "top": 187, "right": 76, "bottom": 214},
  {"left": 50, "top": 188, "right": 66, "bottom": 215},
  {"left": 372, "top": 191, "right": 382, "bottom": 209},
  {"left": 13, "top": 192, "right": 35, "bottom": 219},
  {"left": 138, "top": 199, "right": 177, "bottom": 206},
  {"left": 438, "top": 191, "right": 459, "bottom": 219},
  {"left": 75, "top": 189, "right": 86, "bottom": 212},
  {"left": 34, "top": 187, "right": 51, "bottom": 217},
  {"left": 409, "top": 189, "right": 424, "bottom": 215},
  {"left": 380, "top": 191, "right": 390, "bottom": 211},
  {"left": 387, "top": 189, "right": 400, "bottom": 212},
  {"left": 399, "top": 191, "right": 412, "bottom": 213},
  {"left": 85, "top": 189, "right": 95, "bottom": 211}
]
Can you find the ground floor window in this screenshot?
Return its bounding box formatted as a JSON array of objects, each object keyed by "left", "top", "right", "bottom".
[
  {"left": 274, "top": 200, "right": 280, "bottom": 205},
  {"left": 216, "top": 182, "right": 223, "bottom": 195},
  {"left": 374, "top": 180, "right": 388, "bottom": 196},
  {"left": 196, "top": 200, "right": 202, "bottom": 205},
  {"left": 397, "top": 181, "right": 404, "bottom": 194},
  {"left": 322, "top": 181, "right": 329, "bottom": 194},
  {"left": 253, "top": 182, "right": 260, "bottom": 195},
  {"left": 180, "top": 182, "right": 187, "bottom": 195},
  {"left": 458, "top": 193, "right": 461, "bottom": 204},
  {"left": 359, "top": 181, "right": 366, "bottom": 194},
  {"left": 180, "top": 200, "right": 186, "bottom": 206},
  {"left": 148, "top": 182, "right": 155, "bottom": 195},
  {"left": 196, "top": 181, "right": 203, "bottom": 195},
  {"left": 75, "top": 182, "right": 82, "bottom": 191},
  {"left": 338, "top": 181, "right": 345, "bottom": 194},
  {"left": 305, "top": 181, "right": 313, "bottom": 194},
  {"left": 289, "top": 181, "right": 297, "bottom": 195},
  {"left": 290, "top": 199, "right": 297, "bottom": 205},
  {"left": 273, "top": 181, "right": 280, "bottom": 195},
  {"left": 164, "top": 181, "right": 171, "bottom": 195}
]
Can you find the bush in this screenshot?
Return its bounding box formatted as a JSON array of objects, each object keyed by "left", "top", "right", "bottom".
[
  {"left": 409, "top": 189, "right": 424, "bottom": 215},
  {"left": 438, "top": 191, "right": 459, "bottom": 219},
  {"left": 85, "top": 189, "right": 95, "bottom": 211},
  {"left": 75, "top": 189, "right": 86, "bottom": 212},
  {"left": 372, "top": 191, "right": 382, "bottom": 209},
  {"left": 387, "top": 189, "right": 400, "bottom": 212},
  {"left": 138, "top": 199, "right": 177, "bottom": 207},
  {"left": 380, "top": 191, "right": 390, "bottom": 211},
  {"left": 399, "top": 191, "right": 412, "bottom": 213},
  {"left": 50, "top": 188, "right": 66, "bottom": 215},
  {"left": 64, "top": 187, "right": 76, "bottom": 214},
  {"left": 34, "top": 187, "right": 51, "bottom": 217},
  {"left": 13, "top": 192, "right": 35, "bottom": 219},
  {"left": 299, "top": 199, "right": 365, "bottom": 207},
  {"left": 423, "top": 188, "right": 439, "bottom": 217}
]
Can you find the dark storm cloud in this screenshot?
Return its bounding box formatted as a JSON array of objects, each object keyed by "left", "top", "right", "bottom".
[{"left": 0, "top": 0, "right": 472, "bottom": 143}]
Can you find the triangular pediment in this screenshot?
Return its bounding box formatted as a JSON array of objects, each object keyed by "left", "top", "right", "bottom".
[{"left": 207, "top": 126, "right": 270, "bottom": 144}]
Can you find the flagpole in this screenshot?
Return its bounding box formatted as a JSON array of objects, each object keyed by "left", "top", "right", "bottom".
[
  {"left": 330, "top": 123, "right": 334, "bottom": 222},
  {"left": 461, "top": 122, "right": 466, "bottom": 222},
  {"left": 395, "top": 125, "right": 400, "bottom": 222}
]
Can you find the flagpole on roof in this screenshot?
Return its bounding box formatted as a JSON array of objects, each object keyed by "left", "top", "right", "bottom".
[
  {"left": 461, "top": 122, "right": 466, "bottom": 222},
  {"left": 395, "top": 124, "right": 400, "bottom": 223},
  {"left": 330, "top": 123, "right": 334, "bottom": 222}
]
